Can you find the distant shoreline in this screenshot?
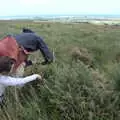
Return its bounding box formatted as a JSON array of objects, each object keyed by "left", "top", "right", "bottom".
[
  {"left": 0, "top": 15, "right": 120, "bottom": 25},
  {"left": 0, "top": 14, "right": 120, "bottom": 20}
]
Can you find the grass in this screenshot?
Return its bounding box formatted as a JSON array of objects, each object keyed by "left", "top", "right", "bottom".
[{"left": 0, "top": 20, "right": 120, "bottom": 119}]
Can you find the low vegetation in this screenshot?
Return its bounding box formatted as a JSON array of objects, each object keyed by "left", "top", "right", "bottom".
[{"left": 0, "top": 20, "right": 120, "bottom": 120}]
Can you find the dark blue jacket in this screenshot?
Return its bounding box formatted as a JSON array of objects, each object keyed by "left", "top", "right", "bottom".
[{"left": 13, "top": 33, "right": 53, "bottom": 63}]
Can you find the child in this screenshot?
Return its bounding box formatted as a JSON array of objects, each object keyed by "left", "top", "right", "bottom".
[{"left": 0, "top": 56, "right": 42, "bottom": 104}]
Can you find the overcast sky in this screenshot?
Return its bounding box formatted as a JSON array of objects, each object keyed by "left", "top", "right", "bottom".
[{"left": 0, "top": 0, "right": 119, "bottom": 16}]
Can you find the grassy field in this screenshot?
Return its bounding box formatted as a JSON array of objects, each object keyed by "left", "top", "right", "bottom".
[{"left": 0, "top": 20, "right": 120, "bottom": 120}]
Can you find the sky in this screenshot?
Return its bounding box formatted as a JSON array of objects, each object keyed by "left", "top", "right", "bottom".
[{"left": 0, "top": 0, "right": 120, "bottom": 16}]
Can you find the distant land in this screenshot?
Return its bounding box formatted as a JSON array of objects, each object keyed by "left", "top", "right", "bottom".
[
  {"left": 0, "top": 14, "right": 120, "bottom": 25},
  {"left": 0, "top": 14, "right": 120, "bottom": 20}
]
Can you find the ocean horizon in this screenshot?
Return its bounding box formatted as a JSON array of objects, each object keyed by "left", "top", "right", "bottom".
[{"left": 0, "top": 14, "right": 120, "bottom": 20}]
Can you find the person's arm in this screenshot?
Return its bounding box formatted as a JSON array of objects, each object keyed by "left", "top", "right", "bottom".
[
  {"left": 36, "top": 36, "right": 54, "bottom": 64},
  {"left": 0, "top": 74, "right": 41, "bottom": 86}
]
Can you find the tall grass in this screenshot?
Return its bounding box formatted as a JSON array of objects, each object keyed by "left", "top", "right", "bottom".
[{"left": 0, "top": 21, "right": 120, "bottom": 119}]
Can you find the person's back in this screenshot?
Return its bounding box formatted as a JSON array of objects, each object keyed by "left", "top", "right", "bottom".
[
  {"left": 14, "top": 33, "right": 39, "bottom": 51},
  {"left": 14, "top": 32, "right": 54, "bottom": 64}
]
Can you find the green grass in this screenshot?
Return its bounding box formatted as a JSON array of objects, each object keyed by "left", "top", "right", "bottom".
[{"left": 0, "top": 21, "right": 120, "bottom": 119}]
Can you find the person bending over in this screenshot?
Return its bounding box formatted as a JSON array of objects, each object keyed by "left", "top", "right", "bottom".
[{"left": 13, "top": 28, "right": 54, "bottom": 65}]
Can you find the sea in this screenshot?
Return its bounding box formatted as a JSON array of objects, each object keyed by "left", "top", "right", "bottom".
[{"left": 0, "top": 14, "right": 120, "bottom": 20}]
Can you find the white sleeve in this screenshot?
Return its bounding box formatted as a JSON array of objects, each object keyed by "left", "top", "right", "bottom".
[{"left": 0, "top": 74, "right": 41, "bottom": 86}]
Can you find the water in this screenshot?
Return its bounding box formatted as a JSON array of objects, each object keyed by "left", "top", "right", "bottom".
[{"left": 0, "top": 14, "right": 120, "bottom": 20}]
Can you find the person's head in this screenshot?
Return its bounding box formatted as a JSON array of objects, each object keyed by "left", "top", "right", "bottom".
[
  {"left": 0, "top": 56, "right": 15, "bottom": 75},
  {"left": 22, "top": 28, "right": 34, "bottom": 33}
]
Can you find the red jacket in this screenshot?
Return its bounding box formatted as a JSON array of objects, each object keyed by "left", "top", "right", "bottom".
[
  {"left": 0, "top": 36, "right": 19, "bottom": 61},
  {"left": 0, "top": 36, "right": 28, "bottom": 71}
]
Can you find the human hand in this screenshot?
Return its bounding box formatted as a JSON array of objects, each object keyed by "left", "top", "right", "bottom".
[
  {"left": 35, "top": 74, "right": 44, "bottom": 85},
  {"left": 35, "top": 74, "right": 42, "bottom": 80},
  {"left": 41, "top": 59, "right": 53, "bottom": 65}
]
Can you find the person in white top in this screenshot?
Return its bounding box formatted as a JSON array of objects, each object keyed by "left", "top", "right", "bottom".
[
  {"left": 0, "top": 56, "right": 42, "bottom": 103},
  {"left": 0, "top": 74, "right": 42, "bottom": 101}
]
